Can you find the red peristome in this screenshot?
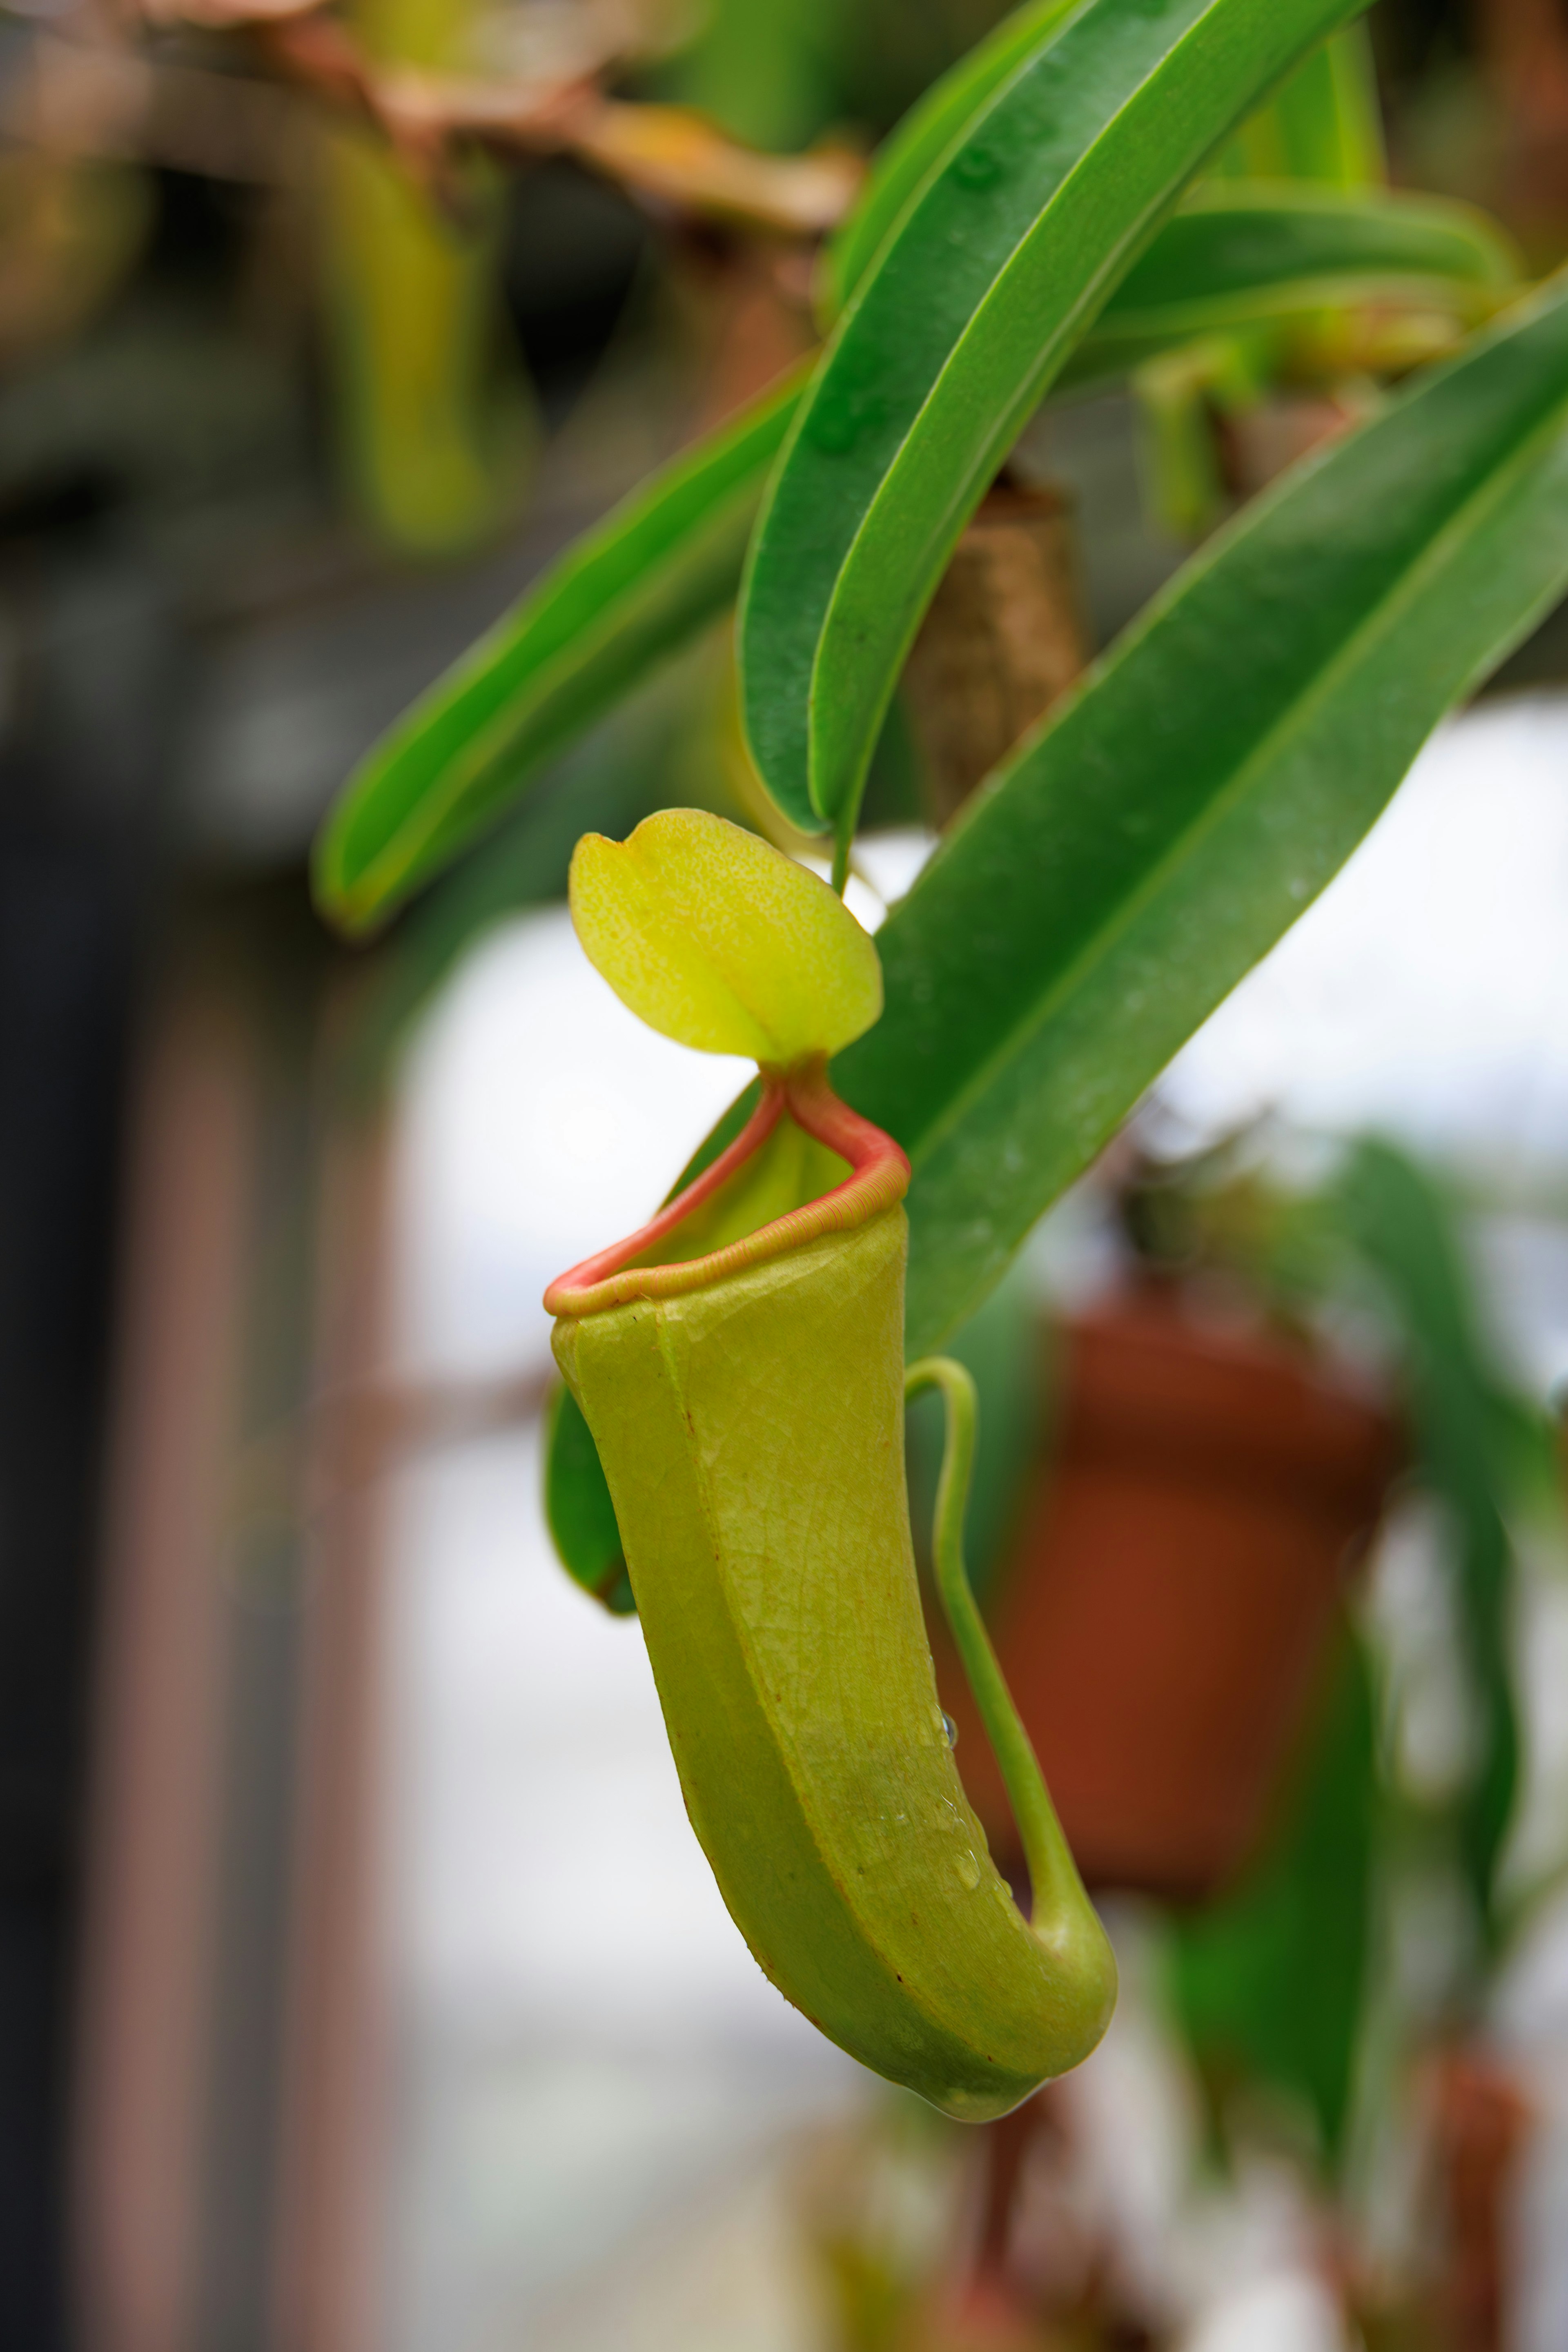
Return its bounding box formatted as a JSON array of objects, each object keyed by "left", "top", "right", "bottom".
[{"left": 544, "top": 1061, "right": 910, "bottom": 1319}]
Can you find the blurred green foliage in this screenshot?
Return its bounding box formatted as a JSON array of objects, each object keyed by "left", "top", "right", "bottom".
[{"left": 1169, "top": 1629, "right": 1379, "bottom": 2171}]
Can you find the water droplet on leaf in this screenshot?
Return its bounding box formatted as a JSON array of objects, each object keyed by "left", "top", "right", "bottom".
[{"left": 953, "top": 144, "right": 1003, "bottom": 192}]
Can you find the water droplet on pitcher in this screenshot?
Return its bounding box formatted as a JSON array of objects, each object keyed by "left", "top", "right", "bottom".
[
  {"left": 942, "top": 1712, "right": 959, "bottom": 1749},
  {"left": 956, "top": 1851, "right": 982, "bottom": 1891}
]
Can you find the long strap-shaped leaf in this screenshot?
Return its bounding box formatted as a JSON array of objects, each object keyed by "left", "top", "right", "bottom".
[
  {"left": 830, "top": 272, "right": 1568, "bottom": 1352},
  {"left": 314, "top": 364, "right": 806, "bottom": 933},
  {"left": 739, "top": 0, "right": 1370, "bottom": 844},
  {"left": 817, "top": 0, "right": 1084, "bottom": 324},
  {"left": 1212, "top": 20, "right": 1384, "bottom": 187},
  {"left": 1334, "top": 1140, "right": 1519, "bottom": 1940},
  {"left": 1061, "top": 180, "right": 1518, "bottom": 388}
]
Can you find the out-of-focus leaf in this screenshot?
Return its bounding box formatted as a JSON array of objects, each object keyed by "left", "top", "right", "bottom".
[
  {"left": 824, "top": 274, "right": 1568, "bottom": 1355},
  {"left": 1060, "top": 182, "right": 1519, "bottom": 391},
  {"left": 739, "top": 0, "right": 1371, "bottom": 843},
  {"left": 323, "top": 132, "right": 535, "bottom": 557},
  {"left": 658, "top": 0, "right": 844, "bottom": 155},
  {"left": 1334, "top": 1139, "right": 1520, "bottom": 1939},
  {"left": 1167, "top": 1629, "right": 1377, "bottom": 2172},
  {"left": 323, "top": 0, "right": 534, "bottom": 557},
  {"left": 1213, "top": 20, "right": 1384, "bottom": 188},
  {"left": 314, "top": 364, "right": 806, "bottom": 934},
  {"left": 1129, "top": 330, "right": 1270, "bottom": 538},
  {"left": 568, "top": 808, "right": 883, "bottom": 1063},
  {"left": 1144, "top": 23, "right": 1383, "bottom": 539}
]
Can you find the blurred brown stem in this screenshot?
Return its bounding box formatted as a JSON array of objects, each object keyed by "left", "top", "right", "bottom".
[
  {"left": 92, "top": 0, "right": 865, "bottom": 232},
  {"left": 900, "top": 482, "right": 1090, "bottom": 828},
  {"left": 1429, "top": 2048, "right": 1533, "bottom": 2352},
  {"left": 1477, "top": 0, "right": 1568, "bottom": 137}
]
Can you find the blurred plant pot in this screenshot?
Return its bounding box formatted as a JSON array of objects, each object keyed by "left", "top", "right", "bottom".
[
  {"left": 933, "top": 1286, "right": 1401, "bottom": 1903},
  {"left": 1430, "top": 2046, "right": 1532, "bottom": 2352},
  {"left": 1349, "top": 2047, "right": 1534, "bottom": 2352}
]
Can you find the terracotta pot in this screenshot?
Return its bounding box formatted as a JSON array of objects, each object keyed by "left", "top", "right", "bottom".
[
  {"left": 1347, "top": 2047, "right": 1535, "bottom": 2352},
  {"left": 1430, "top": 2047, "right": 1533, "bottom": 2352},
  {"left": 935, "top": 1289, "right": 1401, "bottom": 1902}
]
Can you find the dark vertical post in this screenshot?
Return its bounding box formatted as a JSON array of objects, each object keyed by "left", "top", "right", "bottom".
[{"left": 0, "top": 534, "right": 178, "bottom": 2352}]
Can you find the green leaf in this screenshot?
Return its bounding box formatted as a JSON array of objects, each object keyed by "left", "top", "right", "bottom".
[
  {"left": 1212, "top": 20, "right": 1385, "bottom": 188},
  {"left": 544, "top": 1383, "right": 636, "bottom": 1613},
  {"left": 1059, "top": 180, "right": 1519, "bottom": 390},
  {"left": 323, "top": 0, "right": 537, "bottom": 558},
  {"left": 829, "top": 270, "right": 1568, "bottom": 1355},
  {"left": 659, "top": 0, "right": 844, "bottom": 154},
  {"left": 1334, "top": 1139, "right": 1520, "bottom": 1940},
  {"left": 1275, "top": 22, "right": 1385, "bottom": 185},
  {"left": 817, "top": 0, "right": 1084, "bottom": 327},
  {"left": 739, "top": 0, "right": 1371, "bottom": 841},
  {"left": 314, "top": 363, "right": 806, "bottom": 935},
  {"left": 1130, "top": 332, "right": 1267, "bottom": 538},
  {"left": 324, "top": 133, "right": 536, "bottom": 558},
  {"left": 1167, "top": 1629, "right": 1377, "bottom": 2173}
]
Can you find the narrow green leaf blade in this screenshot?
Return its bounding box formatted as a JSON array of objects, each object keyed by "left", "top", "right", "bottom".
[
  {"left": 1335, "top": 1140, "right": 1520, "bottom": 1935},
  {"left": 825, "top": 273, "right": 1568, "bottom": 1353},
  {"left": 739, "top": 0, "right": 1369, "bottom": 837},
  {"left": 1058, "top": 180, "right": 1519, "bottom": 388},
  {"left": 1168, "top": 1630, "right": 1377, "bottom": 2172},
  {"left": 817, "top": 0, "right": 1082, "bottom": 326},
  {"left": 314, "top": 364, "right": 806, "bottom": 934},
  {"left": 1213, "top": 21, "right": 1385, "bottom": 187}
]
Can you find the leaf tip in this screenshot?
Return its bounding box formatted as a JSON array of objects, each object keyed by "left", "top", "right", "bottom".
[{"left": 309, "top": 812, "right": 384, "bottom": 942}]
